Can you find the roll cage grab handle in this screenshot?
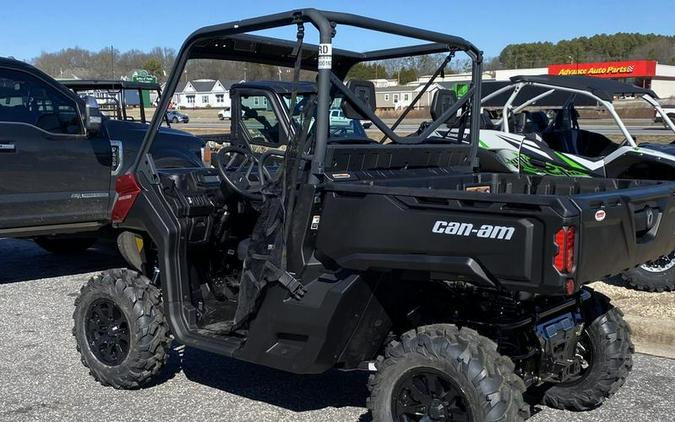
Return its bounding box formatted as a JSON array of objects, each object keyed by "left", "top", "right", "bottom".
[{"left": 131, "top": 9, "right": 484, "bottom": 181}]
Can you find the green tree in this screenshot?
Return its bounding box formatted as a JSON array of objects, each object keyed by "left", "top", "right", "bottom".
[
  {"left": 142, "top": 58, "right": 163, "bottom": 76},
  {"left": 347, "top": 63, "right": 388, "bottom": 80},
  {"left": 397, "top": 67, "right": 417, "bottom": 85}
]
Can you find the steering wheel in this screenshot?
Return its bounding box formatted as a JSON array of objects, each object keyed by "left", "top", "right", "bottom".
[{"left": 214, "top": 146, "right": 263, "bottom": 200}]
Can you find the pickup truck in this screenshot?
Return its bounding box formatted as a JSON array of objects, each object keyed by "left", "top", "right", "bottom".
[
  {"left": 655, "top": 103, "right": 675, "bottom": 126},
  {"left": 0, "top": 57, "right": 205, "bottom": 253}
]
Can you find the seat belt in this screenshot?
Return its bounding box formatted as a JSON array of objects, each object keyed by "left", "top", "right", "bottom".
[{"left": 274, "top": 22, "right": 308, "bottom": 300}]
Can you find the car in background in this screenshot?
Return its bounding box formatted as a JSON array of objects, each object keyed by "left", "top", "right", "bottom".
[
  {"left": 167, "top": 110, "right": 190, "bottom": 123},
  {"left": 655, "top": 104, "right": 675, "bottom": 126},
  {"left": 218, "top": 107, "right": 231, "bottom": 120},
  {"left": 329, "top": 108, "right": 350, "bottom": 125}
]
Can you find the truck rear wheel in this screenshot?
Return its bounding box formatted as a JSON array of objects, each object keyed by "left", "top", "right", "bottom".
[
  {"left": 534, "top": 291, "right": 633, "bottom": 411},
  {"left": 368, "top": 324, "right": 529, "bottom": 421},
  {"left": 34, "top": 236, "right": 96, "bottom": 254},
  {"left": 73, "top": 269, "right": 170, "bottom": 389},
  {"left": 622, "top": 252, "right": 675, "bottom": 292}
]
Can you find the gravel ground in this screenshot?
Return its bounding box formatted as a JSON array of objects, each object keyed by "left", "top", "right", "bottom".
[{"left": 1, "top": 238, "right": 674, "bottom": 422}]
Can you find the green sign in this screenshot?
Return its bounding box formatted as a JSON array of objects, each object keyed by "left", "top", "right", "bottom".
[
  {"left": 130, "top": 69, "right": 158, "bottom": 84},
  {"left": 130, "top": 70, "right": 158, "bottom": 108}
]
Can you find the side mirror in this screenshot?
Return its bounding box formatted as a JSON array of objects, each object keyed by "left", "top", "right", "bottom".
[{"left": 83, "top": 96, "right": 102, "bottom": 135}]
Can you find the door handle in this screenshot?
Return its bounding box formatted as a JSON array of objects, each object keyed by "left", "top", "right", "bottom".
[{"left": 0, "top": 143, "right": 15, "bottom": 152}]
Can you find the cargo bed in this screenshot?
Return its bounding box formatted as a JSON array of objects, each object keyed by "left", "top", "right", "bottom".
[{"left": 316, "top": 171, "right": 675, "bottom": 295}]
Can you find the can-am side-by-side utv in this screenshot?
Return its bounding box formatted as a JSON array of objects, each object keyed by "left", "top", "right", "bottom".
[{"left": 72, "top": 10, "right": 675, "bottom": 421}]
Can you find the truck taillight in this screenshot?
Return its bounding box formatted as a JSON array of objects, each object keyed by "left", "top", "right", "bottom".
[
  {"left": 554, "top": 226, "right": 575, "bottom": 273},
  {"left": 112, "top": 174, "right": 141, "bottom": 224}
]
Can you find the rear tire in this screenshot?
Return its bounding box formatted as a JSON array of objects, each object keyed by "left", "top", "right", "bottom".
[
  {"left": 533, "top": 291, "right": 633, "bottom": 411},
  {"left": 622, "top": 252, "right": 675, "bottom": 292},
  {"left": 73, "top": 269, "right": 170, "bottom": 389},
  {"left": 368, "top": 324, "right": 529, "bottom": 421},
  {"left": 34, "top": 236, "right": 96, "bottom": 254}
]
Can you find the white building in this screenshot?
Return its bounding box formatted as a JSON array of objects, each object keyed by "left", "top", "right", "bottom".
[{"left": 173, "top": 79, "right": 242, "bottom": 109}]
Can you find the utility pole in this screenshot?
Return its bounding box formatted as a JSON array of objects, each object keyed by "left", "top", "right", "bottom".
[{"left": 110, "top": 45, "right": 114, "bottom": 79}]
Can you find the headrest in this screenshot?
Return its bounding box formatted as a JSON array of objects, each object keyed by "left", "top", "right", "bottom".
[
  {"left": 341, "top": 79, "right": 376, "bottom": 120},
  {"left": 430, "top": 89, "right": 458, "bottom": 123}
]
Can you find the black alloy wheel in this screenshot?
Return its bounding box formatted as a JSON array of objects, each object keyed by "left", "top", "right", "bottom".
[
  {"left": 392, "top": 368, "right": 471, "bottom": 421},
  {"left": 85, "top": 298, "right": 130, "bottom": 366}
]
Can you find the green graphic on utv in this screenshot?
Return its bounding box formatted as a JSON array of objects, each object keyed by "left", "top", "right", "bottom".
[{"left": 508, "top": 154, "right": 591, "bottom": 177}]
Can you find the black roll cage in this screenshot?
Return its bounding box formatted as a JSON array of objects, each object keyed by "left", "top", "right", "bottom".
[
  {"left": 134, "top": 9, "right": 484, "bottom": 180},
  {"left": 62, "top": 80, "right": 163, "bottom": 124}
]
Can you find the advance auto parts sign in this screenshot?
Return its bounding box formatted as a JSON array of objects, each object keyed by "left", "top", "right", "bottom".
[{"left": 548, "top": 60, "right": 656, "bottom": 79}]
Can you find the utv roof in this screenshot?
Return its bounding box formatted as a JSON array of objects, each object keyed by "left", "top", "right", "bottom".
[
  {"left": 481, "top": 80, "right": 598, "bottom": 107},
  {"left": 232, "top": 80, "right": 316, "bottom": 94},
  {"left": 510, "top": 75, "right": 658, "bottom": 101},
  {"left": 60, "top": 80, "right": 161, "bottom": 91}
]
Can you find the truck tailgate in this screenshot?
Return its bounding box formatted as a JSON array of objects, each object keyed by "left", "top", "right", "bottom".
[{"left": 573, "top": 183, "right": 675, "bottom": 283}]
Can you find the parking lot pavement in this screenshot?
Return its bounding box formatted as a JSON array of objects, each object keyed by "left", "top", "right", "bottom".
[{"left": 1, "top": 238, "right": 674, "bottom": 422}]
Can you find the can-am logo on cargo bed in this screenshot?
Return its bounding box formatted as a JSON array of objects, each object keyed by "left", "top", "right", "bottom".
[{"left": 432, "top": 221, "right": 516, "bottom": 241}]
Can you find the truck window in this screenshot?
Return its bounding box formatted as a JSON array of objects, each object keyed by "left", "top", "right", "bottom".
[
  {"left": 240, "top": 94, "right": 281, "bottom": 145},
  {"left": 0, "top": 69, "right": 83, "bottom": 135}
]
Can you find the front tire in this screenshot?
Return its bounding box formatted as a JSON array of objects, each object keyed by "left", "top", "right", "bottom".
[
  {"left": 34, "top": 236, "right": 96, "bottom": 254},
  {"left": 622, "top": 252, "right": 675, "bottom": 292},
  {"left": 73, "top": 269, "right": 170, "bottom": 389},
  {"left": 534, "top": 291, "right": 633, "bottom": 411},
  {"left": 368, "top": 324, "right": 528, "bottom": 421}
]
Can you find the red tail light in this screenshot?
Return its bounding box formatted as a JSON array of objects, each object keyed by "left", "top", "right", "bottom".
[
  {"left": 112, "top": 173, "right": 141, "bottom": 224},
  {"left": 554, "top": 226, "right": 575, "bottom": 273}
]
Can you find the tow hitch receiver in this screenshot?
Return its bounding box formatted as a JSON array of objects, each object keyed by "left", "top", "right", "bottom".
[{"left": 536, "top": 312, "right": 584, "bottom": 383}]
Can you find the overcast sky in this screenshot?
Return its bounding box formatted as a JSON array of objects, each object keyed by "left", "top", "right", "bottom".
[{"left": 3, "top": 0, "right": 674, "bottom": 61}]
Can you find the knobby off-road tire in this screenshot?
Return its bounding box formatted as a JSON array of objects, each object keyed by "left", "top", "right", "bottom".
[
  {"left": 73, "top": 268, "right": 170, "bottom": 389},
  {"left": 535, "top": 291, "right": 634, "bottom": 411},
  {"left": 34, "top": 236, "right": 96, "bottom": 254},
  {"left": 368, "top": 324, "right": 529, "bottom": 422},
  {"left": 622, "top": 252, "right": 675, "bottom": 292}
]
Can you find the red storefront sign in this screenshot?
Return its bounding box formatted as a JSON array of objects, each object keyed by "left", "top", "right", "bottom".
[{"left": 548, "top": 60, "right": 657, "bottom": 79}]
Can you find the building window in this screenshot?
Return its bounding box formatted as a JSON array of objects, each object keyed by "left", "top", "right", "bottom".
[
  {"left": 393, "top": 94, "right": 399, "bottom": 103},
  {"left": 202, "top": 95, "right": 209, "bottom": 103},
  {"left": 253, "top": 97, "right": 260, "bottom": 106},
  {"left": 216, "top": 94, "right": 224, "bottom": 103},
  {"left": 384, "top": 94, "right": 389, "bottom": 101},
  {"left": 404, "top": 93, "right": 410, "bottom": 101},
  {"left": 186, "top": 95, "right": 195, "bottom": 104}
]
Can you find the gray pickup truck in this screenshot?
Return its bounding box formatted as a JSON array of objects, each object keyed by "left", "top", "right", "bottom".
[{"left": 0, "top": 57, "right": 205, "bottom": 253}]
